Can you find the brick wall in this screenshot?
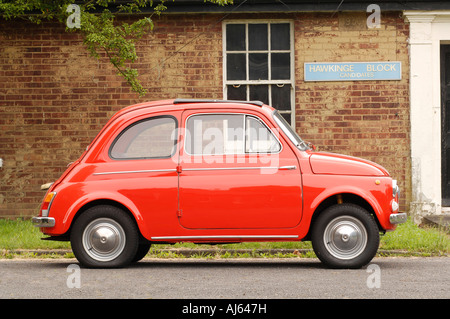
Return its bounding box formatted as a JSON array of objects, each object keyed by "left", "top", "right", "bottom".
[
  {"left": 0, "top": 11, "right": 410, "bottom": 218},
  {"left": 292, "top": 12, "right": 410, "bottom": 210}
]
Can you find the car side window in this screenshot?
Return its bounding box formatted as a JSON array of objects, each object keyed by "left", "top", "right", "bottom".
[
  {"left": 110, "top": 116, "right": 177, "bottom": 159},
  {"left": 246, "top": 116, "right": 281, "bottom": 153},
  {"left": 185, "top": 113, "right": 280, "bottom": 155},
  {"left": 185, "top": 114, "right": 244, "bottom": 155}
]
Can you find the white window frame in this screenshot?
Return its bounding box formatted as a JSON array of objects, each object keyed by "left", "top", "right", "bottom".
[{"left": 222, "top": 20, "right": 296, "bottom": 127}]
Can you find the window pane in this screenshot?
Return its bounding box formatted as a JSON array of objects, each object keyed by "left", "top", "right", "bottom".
[
  {"left": 226, "top": 24, "right": 245, "bottom": 51},
  {"left": 246, "top": 116, "right": 281, "bottom": 153},
  {"left": 271, "top": 84, "right": 291, "bottom": 110},
  {"left": 271, "top": 53, "right": 290, "bottom": 80},
  {"left": 186, "top": 114, "right": 244, "bottom": 155},
  {"left": 250, "top": 85, "right": 269, "bottom": 105},
  {"left": 110, "top": 117, "right": 176, "bottom": 159},
  {"left": 227, "top": 85, "right": 247, "bottom": 101},
  {"left": 271, "top": 23, "right": 290, "bottom": 50},
  {"left": 248, "top": 24, "right": 268, "bottom": 51},
  {"left": 249, "top": 53, "right": 268, "bottom": 80},
  {"left": 227, "top": 53, "right": 246, "bottom": 80}
]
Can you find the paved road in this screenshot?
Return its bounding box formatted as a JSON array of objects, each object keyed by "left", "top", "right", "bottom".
[{"left": 0, "top": 257, "right": 448, "bottom": 299}]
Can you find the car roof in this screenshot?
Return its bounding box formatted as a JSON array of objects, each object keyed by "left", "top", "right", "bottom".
[
  {"left": 111, "top": 99, "right": 271, "bottom": 120},
  {"left": 84, "top": 99, "right": 276, "bottom": 160}
]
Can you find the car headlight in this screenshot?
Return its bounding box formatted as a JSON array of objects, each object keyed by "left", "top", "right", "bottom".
[
  {"left": 392, "top": 180, "right": 400, "bottom": 198},
  {"left": 391, "top": 200, "right": 399, "bottom": 212}
]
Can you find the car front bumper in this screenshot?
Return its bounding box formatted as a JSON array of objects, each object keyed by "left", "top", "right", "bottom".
[
  {"left": 32, "top": 217, "right": 55, "bottom": 227},
  {"left": 389, "top": 212, "right": 407, "bottom": 224}
]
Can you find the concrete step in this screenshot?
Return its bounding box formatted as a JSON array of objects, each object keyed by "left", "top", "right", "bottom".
[{"left": 422, "top": 213, "right": 450, "bottom": 232}]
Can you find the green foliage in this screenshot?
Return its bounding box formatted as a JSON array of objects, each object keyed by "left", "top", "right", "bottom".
[
  {"left": 79, "top": 6, "right": 155, "bottom": 96},
  {"left": 0, "top": 219, "right": 70, "bottom": 250},
  {"left": 0, "top": 0, "right": 73, "bottom": 23},
  {"left": 380, "top": 218, "right": 450, "bottom": 254},
  {"left": 0, "top": 0, "right": 233, "bottom": 96}
]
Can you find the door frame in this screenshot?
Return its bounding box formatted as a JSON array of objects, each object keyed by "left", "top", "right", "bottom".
[{"left": 404, "top": 11, "right": 450, "bottom": 216}]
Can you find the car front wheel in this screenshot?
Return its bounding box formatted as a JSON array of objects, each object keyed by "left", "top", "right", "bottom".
[
  {"left": 311, "top": 203, "right": 380, "bottom": 269},
  {"left": 71, "top": 205, "right": 139, "bottom": 268}
]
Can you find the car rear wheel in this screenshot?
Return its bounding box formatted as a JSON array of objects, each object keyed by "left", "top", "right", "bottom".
[
  {"left": 311, "top": 203, "right": 380, "bottom": 269},
  {"left": 71, "top": 205, "right": 139, "bottom": 268}
]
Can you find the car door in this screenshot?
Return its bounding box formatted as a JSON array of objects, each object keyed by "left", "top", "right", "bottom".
[
  {"left": 100, "top": 111, "right": 181, "bottom": 231},
  {"left": 178, "top": 108, "right": 302, "bottom": 229}
]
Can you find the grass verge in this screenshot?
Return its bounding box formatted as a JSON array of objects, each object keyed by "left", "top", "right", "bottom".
[{"left": 0, "top": 218, "right": 448, "bottom": 259}]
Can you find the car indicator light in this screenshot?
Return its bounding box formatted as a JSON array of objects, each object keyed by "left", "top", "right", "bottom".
[{"left": 41, "top": 192, "right": 56, "bottom": 217}]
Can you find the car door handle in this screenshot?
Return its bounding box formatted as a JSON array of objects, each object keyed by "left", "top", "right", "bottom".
[{"left": 279, "top": 165, "right": 297, "bottom": 170}]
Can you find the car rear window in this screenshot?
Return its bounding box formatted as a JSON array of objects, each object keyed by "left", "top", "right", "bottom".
[{"left": 110, "top": 116, "right": 177, "bottom": 160}]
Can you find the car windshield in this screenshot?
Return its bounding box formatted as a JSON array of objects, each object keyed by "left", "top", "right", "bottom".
[{"left": 272, "top": 110, "right": 309, "bottom": 151}]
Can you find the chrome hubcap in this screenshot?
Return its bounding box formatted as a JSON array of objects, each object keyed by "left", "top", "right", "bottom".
[
  {"left": 82, "top": 218, "right": 126, "bottom": 262},
  {"left": 323, "top": 215, "right": 367, "bottom": 260}
]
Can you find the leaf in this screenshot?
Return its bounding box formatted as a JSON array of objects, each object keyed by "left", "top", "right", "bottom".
[{"left": 0, "top": 0, "right": 233, "bottom": 96}]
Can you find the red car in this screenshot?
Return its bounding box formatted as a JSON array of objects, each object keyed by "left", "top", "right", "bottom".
[{"left": 32, "top": 99, "right": 406, "bottom": 268}]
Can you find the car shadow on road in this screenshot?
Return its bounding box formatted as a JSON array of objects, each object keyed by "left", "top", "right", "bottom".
[
  {"left": 37, "top": 257, "right": 397, "bottom": 270},
  {"left": 36, "top": 257, "right": 328, "bottom": 269},
  {"left": 131, "top": 258, "right": 327, "bottom": 269}
]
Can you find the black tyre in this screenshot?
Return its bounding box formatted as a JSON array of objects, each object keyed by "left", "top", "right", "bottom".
[
  {"left": 311, "top": 203, "right": 380, "bottom": 269},
  {"left": 70, "top": 205, "right": 139, "bottom": 268},
  {"left": 132, "top": 243, "right": 151, "bottom": 263}
]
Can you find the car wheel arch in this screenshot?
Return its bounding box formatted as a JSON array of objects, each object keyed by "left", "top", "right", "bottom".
[
  {"left": 66, "top": 198, "right": 150, "bottom": 242},
  {"left": 304, "top": 192, "right": 382, "bottom": 241}
]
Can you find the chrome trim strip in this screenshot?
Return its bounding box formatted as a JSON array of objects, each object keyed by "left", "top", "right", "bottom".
[
  {"left": 174, "top": 98, "right": 264, "bottom": 107},
  {"left": 182, "top": 166, "right": 294, "bottom": 172},
  {"left": 151, "top": 235, "right": 299, "bottom": 240},
  {"left": 93, "top": 169, "right": 177, "bottom": 176},
  {"left": 279, "top": 165, "right": 297, "bottom": 170},
  {"left": 94, "top": 166, "right": 297, "bottom": 175}
]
